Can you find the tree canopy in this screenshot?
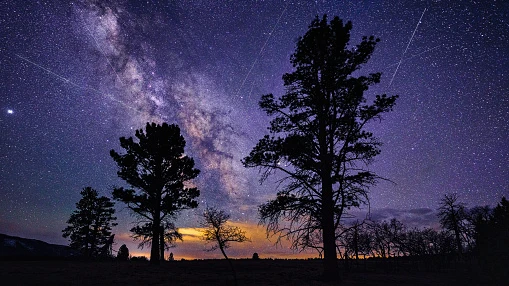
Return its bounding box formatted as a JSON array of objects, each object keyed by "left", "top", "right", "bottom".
[
  {"left": 111, "top": 122, "right": 200, "bottom": 264},
  {"left": 242, "top": 15, "right": 397, "bottom": 279},
  {"left": 62, "top": 187, "right": 117, "bottom": 258}
]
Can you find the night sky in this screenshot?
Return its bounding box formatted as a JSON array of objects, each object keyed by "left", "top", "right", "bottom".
[{"left": 1, "top": 0, "right": 508, "bottom": 259}]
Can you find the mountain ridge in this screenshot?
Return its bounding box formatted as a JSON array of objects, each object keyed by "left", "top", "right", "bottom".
[{"left": 0, "top": 233, "right": 77, "bottom": 258}]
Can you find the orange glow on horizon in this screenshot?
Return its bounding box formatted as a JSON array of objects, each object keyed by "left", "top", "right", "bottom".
[{"left": 115, "top": 221, "right": 320, "bottom": 260}]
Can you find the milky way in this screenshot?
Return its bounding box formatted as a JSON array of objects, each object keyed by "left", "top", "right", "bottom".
[{"left": 1, "top": 0, "right": 507, "bottom": 258}]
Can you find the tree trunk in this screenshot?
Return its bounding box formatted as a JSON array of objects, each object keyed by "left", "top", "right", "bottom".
[
  {"left": 219, "top": 245, "right": 238, "bottom": 286},
  {"left": 150, "top": 216, "right": 161, "bottom": 264},
  {"left": 150, "top": 185, "right": 162, "bottom": 265},
  {"left": 321, "top": 177, "right": 338, "bottom": 280},
  {"left": 318, "top": 99, "right": 338, "bottom": 280},
  {"left": 160, "top": 225, "right": 165, "bottom": 261},
  {"left": 354, "top": 225, "right": 359, "bottom": 260},
  {"left": 85, "top": 229, "right": 91, "bottom": 258},
  {"left": 454, "top": 227, "right": 462, "bottom": 255}
]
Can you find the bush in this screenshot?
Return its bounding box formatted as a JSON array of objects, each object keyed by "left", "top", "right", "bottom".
[
  {"left": 252, "top": 253, "right": 259, "bottom": 260},
  {"left": 117, "top": 244, "right": 129, "bottom": 261},
  {"left": 130, "top": 256, "right": 148, "bottom": 262}
]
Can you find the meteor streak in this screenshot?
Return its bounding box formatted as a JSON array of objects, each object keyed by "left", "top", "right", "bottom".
[
  {"left": 389, "top": 8, "right": 427, "bottom": 87},
  {"left": 235, "top": 4, "right": 288, "bottom": 98},
  {"left": 79, "top": 14, "right": 126, "bottom": 86},
  {"left": 15, "top": 54, "right": 140, "bottom": 113}
]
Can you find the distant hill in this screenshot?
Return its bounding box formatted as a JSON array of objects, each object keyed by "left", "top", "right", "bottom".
[{"left": 0, "top": 233, "right": 78, "bottom": 259}]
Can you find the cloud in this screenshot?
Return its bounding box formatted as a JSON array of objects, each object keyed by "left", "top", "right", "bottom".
[{"left": 367, "top": 207, "right": 440, "bottom": 229}]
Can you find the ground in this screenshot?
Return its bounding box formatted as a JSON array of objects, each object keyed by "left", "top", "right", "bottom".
[{"left": 0, "top": 259, "right": 500, "bottom": 285}]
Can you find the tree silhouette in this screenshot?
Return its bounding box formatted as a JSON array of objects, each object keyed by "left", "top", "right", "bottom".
[
  {"left": 437, "top": 193, "right": 467, "bottom": 255},
  {"left": 111, "top": 122, "right": 200, "bottom": 264},
  {"left": 117, "top": 244, "right": 129, "bottom": 261},
  {"left": 369, "top": 219, "right": 405, "bottom": 259},
  {"left": 62, "top": 187, "right": 117, "bottom": 258},
  {"left": 201, "top": 206, "right": 250, "bottom": 284},
  {"left": 242, "top": 15, "right": 397, "bottom": 279},
  {"left": 476, "top": 197, "right": 509, "bottom": 282},
  {"left": 465, "top": 205, "right": 492, "bottom": 251}
]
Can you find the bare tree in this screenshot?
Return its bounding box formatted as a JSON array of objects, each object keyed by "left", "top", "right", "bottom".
[
  {"left": 339, "top": 220, "right": 369, "bottom": 260},
  {"left": 437, "top": 193, "right": 467, "bottom": 255},
  {"left": 368, "top": 219, "right": 405, "bottom": 259},
  {"left": 201, "top": 207, "right": 250, "bottom": 258},
  {"left": 201, "top": 207, "right": 250, "bottom": 284}
]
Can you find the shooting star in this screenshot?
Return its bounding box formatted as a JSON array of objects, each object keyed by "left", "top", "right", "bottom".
[
  {"left": 78, "top": 13, "right": 126, "bottom": 86},
  {"left": 389, "top": 8, "right": 427, "bottom": 87},
  {"left": 235, "top": 4, "right": 289, "bottom": 98},
  {"left": 15, "top": 54, "right": 140, "bottom": 113}
]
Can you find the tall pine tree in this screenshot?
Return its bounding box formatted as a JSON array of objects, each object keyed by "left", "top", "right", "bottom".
[
  {"left": 111, "top": 122, "right": 200, "bottom": 264},
  {"left": 242, "top": 15, "right": 397, "bottom": 279}
]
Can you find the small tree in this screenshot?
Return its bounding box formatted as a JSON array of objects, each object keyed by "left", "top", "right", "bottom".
[
  {"left": 62, "top": 187, "right": 117, "bottom": 258},
  {"left": 201, "top": 207, "right": 250, "bottom": 284},
  {"left": 201, "top": 207, "right": 250, "bottom": 258},
  {"left": 117, "top": 244, "right": 129, "bottom": 261},
  {"left": 111, "top": 122, "right": 200, "bottom": 264},
  {"left": 242, "top": 15, "right": 397, "bottom": 279},
  {"left": 437, "top": 193, "right": 467, "bottom": 255}
]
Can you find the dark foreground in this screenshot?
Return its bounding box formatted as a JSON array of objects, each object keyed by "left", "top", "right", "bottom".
[{"left": 0, "top": 259, "right": 502, "bottom": 285}]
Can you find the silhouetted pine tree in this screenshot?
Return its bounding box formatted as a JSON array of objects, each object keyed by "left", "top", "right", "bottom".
[
  {"left": 111, "top": 122, "right": 200, "bottom": 264},
  {"left": 242, "top": 15, "right": 397, "bottom": 279},
  {"left": 62, "top": 187, "right": 117, "bottom": 258}
]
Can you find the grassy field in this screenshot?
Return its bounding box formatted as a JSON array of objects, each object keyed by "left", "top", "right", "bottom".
[{"left": 0, "top": 259, "right": 500, "bottom": 285}]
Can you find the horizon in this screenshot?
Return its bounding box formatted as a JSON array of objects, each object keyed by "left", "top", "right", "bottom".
[{"left": 1, "top": 0, "right": 507, "bottom": 260}]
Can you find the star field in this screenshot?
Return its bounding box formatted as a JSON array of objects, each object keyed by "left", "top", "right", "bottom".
[{"left": 0, "top": 0, "right": 508, "bottom": 258}]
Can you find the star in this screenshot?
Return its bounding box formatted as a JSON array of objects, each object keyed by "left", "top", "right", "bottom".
[{"left": 0, "top": 0, "right": 507, "bottom": 259}]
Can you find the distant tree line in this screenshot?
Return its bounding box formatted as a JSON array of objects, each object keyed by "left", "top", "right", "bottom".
[{"left": 336, "top": 194, "right": 508, "bottom": 280}]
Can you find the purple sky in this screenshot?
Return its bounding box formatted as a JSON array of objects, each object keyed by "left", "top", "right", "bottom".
[{"left": 1, "top": 0, "right": 507, "bottom": 258}]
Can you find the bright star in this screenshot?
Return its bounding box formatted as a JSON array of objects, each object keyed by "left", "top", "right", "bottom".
[{"left": 7, "top": 109, "right": 13, "bottom": 114}]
